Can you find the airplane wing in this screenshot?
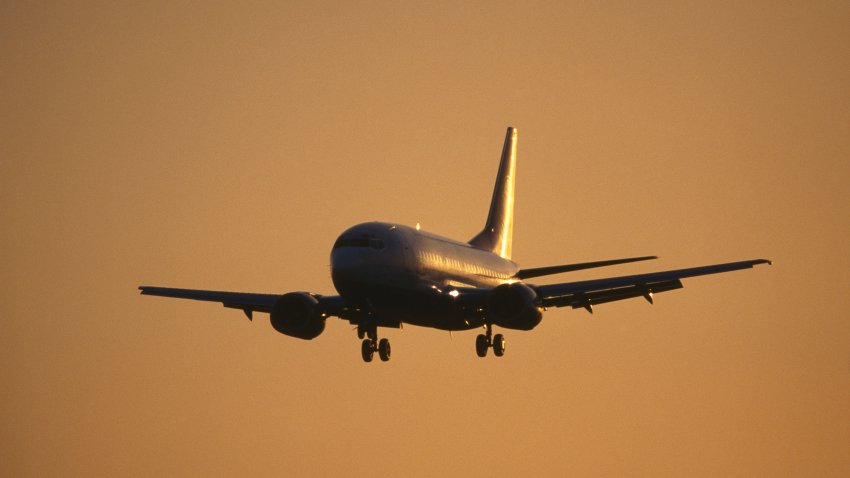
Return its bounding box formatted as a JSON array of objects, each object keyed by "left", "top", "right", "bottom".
[
  {"left": 533, "top": 259, "right": 771, "bottom": 313},
  {"left": 138, "top": 286, "right": 347, "bottom": 320}
]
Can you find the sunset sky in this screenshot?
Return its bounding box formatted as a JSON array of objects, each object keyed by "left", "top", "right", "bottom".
[{"left": 2, "top": 1, "right": 849, "bottom": 476}]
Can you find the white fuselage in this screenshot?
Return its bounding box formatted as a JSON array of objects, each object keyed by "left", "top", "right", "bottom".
[{"left": 330, "top": 222, "right": 518, "bottom": 330}]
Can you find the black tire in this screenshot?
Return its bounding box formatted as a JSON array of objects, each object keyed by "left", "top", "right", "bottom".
[
  {"left": 361, "top": 339, "right": 374, "bottom": 362},
  {"left": 378, "top": 338, "right": 391, "bottom": 362},
  {"left": 493, "top": 334, "right": 506, "bottom": 357},
  {"left": 475, "top": 334, "right": 488, "bottom": 357}
]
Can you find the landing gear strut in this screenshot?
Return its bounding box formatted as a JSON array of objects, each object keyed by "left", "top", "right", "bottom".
[
  {"left": 475, "top": 323, "right": 506, "bottom": 358},
  {"left": 360, "top": 326, "right": 391, "bottom": 363}
]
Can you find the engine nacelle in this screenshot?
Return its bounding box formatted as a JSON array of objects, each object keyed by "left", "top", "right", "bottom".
[
  {"left": 270, "top": 292, "right": 326, "bottom": 340},
  {"left": 488, "top": 282, "right": 543, "bottom": 330}
]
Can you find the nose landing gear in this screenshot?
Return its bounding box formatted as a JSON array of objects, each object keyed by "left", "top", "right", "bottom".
[{"left": 475, "top": 323, "right": 506, "bottom": 358}]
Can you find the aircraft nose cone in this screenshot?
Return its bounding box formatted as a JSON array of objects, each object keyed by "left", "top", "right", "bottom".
[
  {"left": 330, "top": 248, "right": 369, "bottom": 295},
  {"left": 331, "top": 248, "right": 365, "bottom": 269}
]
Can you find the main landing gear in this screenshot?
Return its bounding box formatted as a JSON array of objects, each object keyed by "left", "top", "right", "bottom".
[
  {"left": 475, "top": 323, "right": 505, "bottom": 358},
  {"left": 359, "top": 325, "right": 391, "bottom": 363}
]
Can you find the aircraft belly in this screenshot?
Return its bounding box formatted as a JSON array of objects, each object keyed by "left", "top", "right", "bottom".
[{"left": 347, "top": 283, "right": 484, "bottom": 331}]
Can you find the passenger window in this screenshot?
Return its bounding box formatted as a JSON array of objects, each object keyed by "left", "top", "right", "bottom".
[{"left": 370, "top": 239, "right": 385, "bottom": 250}]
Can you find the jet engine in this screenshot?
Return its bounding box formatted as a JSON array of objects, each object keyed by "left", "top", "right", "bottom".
[
  {"left": 270, "top": 292, "right": 326, "bottom": 340},
  {"left": 487, "top": 282, "right": 543, "bottom": 330}
]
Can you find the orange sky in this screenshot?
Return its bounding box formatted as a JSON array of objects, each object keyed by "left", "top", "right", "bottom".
[{"left": 2, "top": 1, "right": 849, "bottom": 476}]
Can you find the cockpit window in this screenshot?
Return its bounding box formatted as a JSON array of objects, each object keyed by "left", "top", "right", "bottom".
[
  {"left": 333, "top": 238, "right": 370, "bottom": 249},
  {"left": 333, "top": 236, "right": 385, "bottom": 250},
  {"left": 333, "top": 234, "right": 386, "bottom": 251}
]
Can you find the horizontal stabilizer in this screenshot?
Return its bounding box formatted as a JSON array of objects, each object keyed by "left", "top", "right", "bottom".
[{"left": 515, "top": 256, "right": 658, "bottom": 280}]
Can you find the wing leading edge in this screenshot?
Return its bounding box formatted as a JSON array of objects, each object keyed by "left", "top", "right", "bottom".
[{"left": 533, "top": 259, "right": 771, "bottom": 313}]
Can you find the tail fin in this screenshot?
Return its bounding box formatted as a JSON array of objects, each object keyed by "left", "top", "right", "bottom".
[{"left": 469, "top": 127, "right": 517, "bottom": 259}]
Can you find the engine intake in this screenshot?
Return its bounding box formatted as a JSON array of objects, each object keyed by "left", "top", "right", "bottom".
[
  {"left": 488, "top": 282, "right": 543, "bottom": 330},
  {"left": 270, "top": 292, "right": 326, "bottom": 340}
]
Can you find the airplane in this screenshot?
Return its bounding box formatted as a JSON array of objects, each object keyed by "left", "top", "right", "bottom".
[{"left": 140, "top": 127, "right": 770, "bottom": 362}]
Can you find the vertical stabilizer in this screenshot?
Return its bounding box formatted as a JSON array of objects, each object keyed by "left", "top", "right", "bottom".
[{"left": 469, "top": 127, "right": 517, "bottom": 259}]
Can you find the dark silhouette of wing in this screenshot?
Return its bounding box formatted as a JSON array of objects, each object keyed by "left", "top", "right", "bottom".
[{"left": 139, "top": 286, "right": 347, "bottom": 320}]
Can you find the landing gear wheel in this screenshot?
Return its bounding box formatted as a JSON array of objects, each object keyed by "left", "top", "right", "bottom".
[
  {"left": 475, "top": 334, "right": 489, "bottom": 357},
  {"left": 493, "top": 334, "right": 506, "bottom": 357},
  {"left": 361, "top": 339, "right": 374, "bottom": 362},
  {"left": 378, "top": 338, "right": 391, "bottom": 362}
]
